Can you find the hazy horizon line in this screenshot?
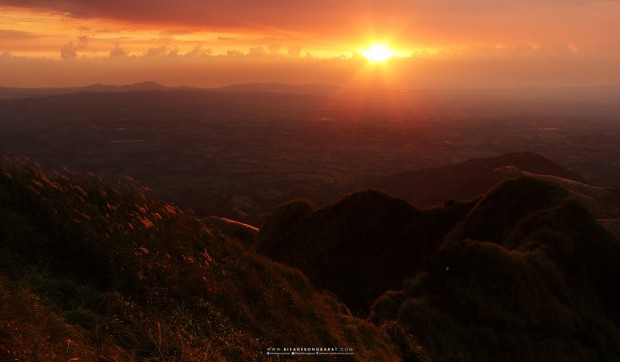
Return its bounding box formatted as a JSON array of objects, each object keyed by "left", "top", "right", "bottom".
[{"left": 2, "top": 80, "right": 620, "bottom": 92}]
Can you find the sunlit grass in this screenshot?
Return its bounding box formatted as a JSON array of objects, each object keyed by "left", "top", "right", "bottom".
[{"left": 0, "top": 155, "right": 401, "bottom": 361}]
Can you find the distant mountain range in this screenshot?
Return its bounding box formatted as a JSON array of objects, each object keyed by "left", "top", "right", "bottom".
[
  {"left": 2, "top": 80, "right": 620, "bottom": 100},
  {"left": 0, "top": 81, "right": 174, "bottom": 99},
  {"left": 0, "top": 81, "right": 337, "bottom": 99}
]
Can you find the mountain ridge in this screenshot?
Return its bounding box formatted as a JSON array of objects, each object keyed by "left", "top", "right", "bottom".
[
  {"left": 257, "top": 176, "right": 620, "bottom": 361},
  {"left": 370, "top": 152, "right": 589, "bottom": 207},
  {"left": 3, "top": 153, "right": 620, "bottom": 360},
  {"left": 0, "top": 81, "right": 199, "bottom": 99},
  {"left": 3, "top": 81, "right": 620, "bottom": 100}
]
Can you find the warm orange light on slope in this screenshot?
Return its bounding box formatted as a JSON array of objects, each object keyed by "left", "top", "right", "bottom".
[{"left": 362, "top": 44, "right": 394, "bottom": 62}]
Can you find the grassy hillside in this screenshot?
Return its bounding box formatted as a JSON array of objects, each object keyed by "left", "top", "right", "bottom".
[
  {"left": 4, "top": 152, "right": 620, "bottom": 361},
  {"left": 0, "top": 155, "right": 400, "bottom": 361},
  {"left": 375, "top": 179, "right": 620, "bottom": 361},
  {"left": 258, "top": 178, "right": 620, "bottom": 361},
  {"left": 256, "top": 191, "right": 474, "bottom": 314}
]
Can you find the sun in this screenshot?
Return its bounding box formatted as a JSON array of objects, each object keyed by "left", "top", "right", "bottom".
[{"left": 362, "top": 44, "right": 394, "bottom": 62}]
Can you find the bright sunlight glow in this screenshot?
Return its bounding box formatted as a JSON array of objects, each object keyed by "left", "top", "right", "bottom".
[{"left": 362, "top": 44, "right": 394, "bottom": 62}]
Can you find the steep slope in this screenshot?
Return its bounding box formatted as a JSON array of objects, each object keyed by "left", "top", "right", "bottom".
[
  {"left": 256, "top": 190, "right": 475, "bottom": 314},
  {"left": 0, "top": 156, "right": 400, "bottom": 361},
  {"left": 372, "top": 178, "right": 620, "bottom": 361},
  {"left": 258, "top": 177, "right": 620, "bottom": 361},
  {"left": 518, "top": 171, "right": 620, "bottom": 220}
]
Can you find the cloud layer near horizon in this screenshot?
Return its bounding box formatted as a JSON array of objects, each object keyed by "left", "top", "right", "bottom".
[
  {"left": 0, "top": 0, "right": 619, "bottom": 88},
  {"left": 2, "top": 0, "right": 619, "bottom": 36},
  {"left": 2, "top": 44, "right": 619, "bottom": 89}
]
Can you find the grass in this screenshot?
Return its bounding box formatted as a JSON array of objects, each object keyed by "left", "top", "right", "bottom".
[
  {"left": 0, "top": 155, "right": 402, "bottom": 361},
  {"left": 369, "top": 178, "right": 620, "bottom": 361}
]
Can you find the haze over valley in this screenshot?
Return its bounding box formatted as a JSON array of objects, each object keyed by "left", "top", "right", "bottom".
[
  {"left": 2, "top": 0, "right": 620, "bottom": 360},
  {"left": 2, "top": 83, "right": 620, "bottom": 226}
]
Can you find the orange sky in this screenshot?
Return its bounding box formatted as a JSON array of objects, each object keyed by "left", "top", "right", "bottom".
[{"left": 1, "top": 1, "right": 619, "bottom": 88}]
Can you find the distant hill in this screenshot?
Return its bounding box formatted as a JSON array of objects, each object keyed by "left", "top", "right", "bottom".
[
  {"left": 0, "top": 81, "right": 340, "bottom": 99},
  {"left": 0, "top": 81, "right": 190, "bottom": 99},
  {"left": 368, "top": 152, "right": 620, "bottom": 235},
  {"left": 213, "top": 82, "right": 340, "bottom": 96},
  {"left": 370, "top": 152, "right": 589, "bottom": 208},
  {"left": 3, "top": 81, "right": 619, "bottom": 100},
  {"left": 257, "top": 177, "right": 620, "bottom": 361},
  {"left": 0, "top": 156, "right": 400, "bottom": 361},
  {"left": 80, "top": 80, "right": 169, "bottom": 92}
]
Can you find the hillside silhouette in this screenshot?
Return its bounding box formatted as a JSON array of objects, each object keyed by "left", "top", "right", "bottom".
[
  {"left": 369, "top": 152, "right": 620, "bottom": 237},
  {"left": 257, "top": 177, "right": 620, "bottom": 361},
  {"left": 256, "top": 191, "right": 473, "bottom": 314},
  {"left": 0, "top": 81, "right": 175, "bottom": 99},
  {"left": 370, "top": 152, "right": 589, "bottom": 208},
  {"left": 0, "top": 156, "right": 399, "bottom": 360},
  {"left": 3, "top": 152, "right": 620, "bottom": 360}
]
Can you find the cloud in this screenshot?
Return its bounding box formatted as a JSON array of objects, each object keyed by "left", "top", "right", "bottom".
[
  {"left": 247, "top": 46, "right": 266, "bottom": 57},
  {"left": 0, "top": 29, "right": 38, "bottom": 40},
  {"left": 78, "top": 34, "right": 89, "bottom": 47},
  {"left": 109, "top": 43, "right": 127, "bottom": 58},
  {"left": 226, "top": 50, "right": 244, "bottom": 58},
  {"left": 185, "top": 45, "right": 212, "bottom": 57},
  {"left": 2, "top": 42, "right": 620, "bottom": 89},
  {"left": 2, "top": 0, "right": 619, "bottom": 67},
  {"left": 59, "top": 33, "right": 89, "bottom": 60},
  {"left": 60, "top": 41, "right": 78, "bottom": 59},
  {"left": 268, "top": 44, "right": 281, "bottom": 54},
  {"left": 1, "top": 0, "right": 616, "bottom": 28},
  {"left": 287, "top": 46, "right": 302, "bottom": 57},
  {"left": 145, "top": 45, "right": 169, "bottom": 57},
  {"left": 2, "top": 0, "right": 619, "bottom": 61},
  {"left": 0, "top": 1, "right": 480, "bottom": 36}
]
